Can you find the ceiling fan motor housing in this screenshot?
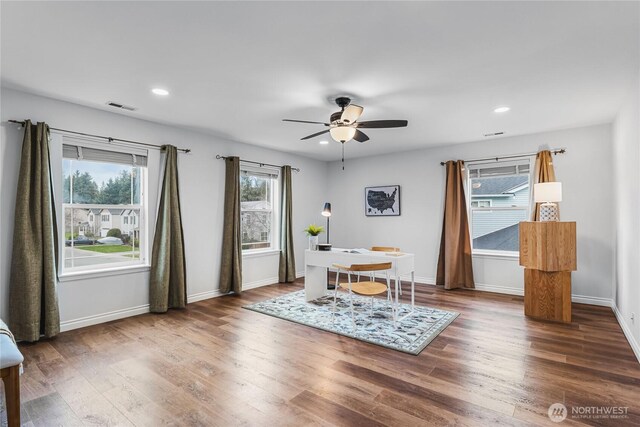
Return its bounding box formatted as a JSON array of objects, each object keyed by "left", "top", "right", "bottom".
[
  {"left": 335, "top": 96, "right": 352, "bottom": 109},
  {"left": 330, "top": 111, "right": 343, "bottom": 123}
]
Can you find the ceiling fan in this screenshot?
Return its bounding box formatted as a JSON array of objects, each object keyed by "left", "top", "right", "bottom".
[
  {"left": 282, "top": 96, "right": 408, "bottom": 169},
  {"left": 283, "top": 96, "right": 408, "bottom": 143}
]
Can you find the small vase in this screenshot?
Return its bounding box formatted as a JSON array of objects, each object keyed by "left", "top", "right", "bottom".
[{"left": 309, "top": 235, "right": 319, "bottom": 250}]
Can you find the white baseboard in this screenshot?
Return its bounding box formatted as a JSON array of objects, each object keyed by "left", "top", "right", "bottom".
[
  {"left": 60, "top": 304, "right": 150, "bottom": 332},
  {"left": 612, "top": 303, "right": 640, "bottom": 363},
  {"left": 187, "top": 289, "right": 224, "bottom": 303},
  {"left": 416, "top": 277, "right": 613, "bottom": 308},
  {"left": 571, "top": 295, "right": 613, "bottom": 307},
  {"left": 243, "top": 276, "right": 280, "bottom": 290}
]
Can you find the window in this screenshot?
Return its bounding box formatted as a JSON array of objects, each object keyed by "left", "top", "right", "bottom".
[
  {"left": 471, "top": 200, "right": 492, "bottom": 208},
  {"left": 467, "top": 160, "right": 531, "bottom": 254},
  {"left": 240, "top": 167, "right": 279, "bottom": 252},
  {"left": 62, "top": 142, "right": 147, "bottom": 273}
]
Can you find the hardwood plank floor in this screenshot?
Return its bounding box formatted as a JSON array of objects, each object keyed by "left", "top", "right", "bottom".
[{"left": 2, "top": 279, "right": 639, "bottom": 426}]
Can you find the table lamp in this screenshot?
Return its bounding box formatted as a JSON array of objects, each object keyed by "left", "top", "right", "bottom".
[
  {"left": 321, "top": 203, "right": 331, "bottom": 242},
  {"left": 534, "top": 182, "right": 562, "bottom": 221}
]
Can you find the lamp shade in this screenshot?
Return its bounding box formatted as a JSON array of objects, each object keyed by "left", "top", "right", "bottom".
[
  {"left": 534, "top": 182, "right": 562, "bottom": 203},
  {"left": 321, "top": 202, "right": 332, "bottom": 217},
  {"left": 330, "top": 126, "right": 356, "bottom": 143},
  {"left": 341, "top": 104, "right": 364, "bottom": 124}
]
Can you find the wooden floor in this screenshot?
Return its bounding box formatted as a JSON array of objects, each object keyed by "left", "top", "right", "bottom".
[{"left": 3, "top": 279, "right": 640, "bottom": 426}]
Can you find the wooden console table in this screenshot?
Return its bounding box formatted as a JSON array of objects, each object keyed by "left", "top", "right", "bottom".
[{"left": 519, "top": 221, "right": 576, "bottom": 323}]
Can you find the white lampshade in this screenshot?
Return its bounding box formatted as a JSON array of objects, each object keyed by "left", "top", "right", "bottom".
[
  {"left": 534, "top": 182, "right": 562, "bottom": 203},
  {"left": 330, "top": 126, "right": 356, "bottom": 143}
]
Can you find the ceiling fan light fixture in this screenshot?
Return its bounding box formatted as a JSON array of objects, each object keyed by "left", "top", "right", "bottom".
[{"left": 330, "top": 126, "right": 356, "bottom": 143}]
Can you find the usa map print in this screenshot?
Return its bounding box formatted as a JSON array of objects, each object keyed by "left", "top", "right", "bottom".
[{"left": 365, "top": 185, "right": 401, "bottom": 216}]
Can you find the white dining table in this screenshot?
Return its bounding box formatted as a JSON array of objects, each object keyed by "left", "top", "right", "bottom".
[{"left": 304, "top": 249, "right": 415, "bottom": 318}]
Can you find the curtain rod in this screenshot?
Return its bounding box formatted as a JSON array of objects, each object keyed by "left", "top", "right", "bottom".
[
  {"left": 216, "top": 155, "right": 300, "bottom": 172},
  {"left": 8, "top": 119, "right": 191, "bottom": 153},
  {"left": 440, "top": 148, "right": 566, "bottom": 166}
]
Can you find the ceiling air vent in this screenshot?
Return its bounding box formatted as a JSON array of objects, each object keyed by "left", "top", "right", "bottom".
[
  {"left": 483, "top": 131, "right": 504, "bottom": 137},
  {"left": 106, "top": 101, "right": 136, "bottom": 111}
]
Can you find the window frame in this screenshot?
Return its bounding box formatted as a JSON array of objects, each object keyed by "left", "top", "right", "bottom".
[
  {"left": 59, "top": 137, "right": 150, "bottom": 277},
  {"left": 239, "top": 165, "right": 280, "bottom": 254},
  {"left": 466, "top": 158, "right": 532, "bottom": 257}
]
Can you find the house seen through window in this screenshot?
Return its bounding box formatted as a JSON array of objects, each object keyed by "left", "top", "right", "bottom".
[
  {"left": 240, "top": 167, "right": 279, "bottom": 251},
  {"left": 467, "top": 160, "right": 531, "bottom": 254},
  {"left": 62, "top": 142, "right": 147, "bottom": 273}
]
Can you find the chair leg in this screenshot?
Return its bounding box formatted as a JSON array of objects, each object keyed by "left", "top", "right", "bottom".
[
  {"left": 370, "top": 296, "right": 374, "bottom": 317},
  {"left": 2, "top": 365, "right": 21, "bottom": 427},
  {"left": 348, "top": 275, "right": 356, "bottom": 328},
  {"left": 333, "top": 270, "right": 340, "bottom": 313}
]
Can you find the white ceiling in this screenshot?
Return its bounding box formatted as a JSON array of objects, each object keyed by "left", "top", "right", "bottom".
[{"left": 2, "top": 1, "right": 638, "bottom": 161}]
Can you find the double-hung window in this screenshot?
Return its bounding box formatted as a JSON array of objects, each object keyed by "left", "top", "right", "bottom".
[
  {"left": 62, "top": 141, "right": 148, "bottom": 273},
  {"left": 240, "top": 166, "right": 279, "bottom": 252},
  {"left": 467, "top": 159, "right": 531, "bottom": 255}
]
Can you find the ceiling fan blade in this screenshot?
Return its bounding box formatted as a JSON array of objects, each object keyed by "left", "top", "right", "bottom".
[
  {"left": 283, "top": 119, "right": 329, "bottom": 126},
  {"left": 353, "top": 129, "right": 370, "bottom": 143},
  {"left": 300, "top": 129, "right": 330, "bottom": 140},
  {"left": 356, "top": 120, "right": 408, "bottom": 128},
  {"left": 341, "top": 104, "right": 364, "bottom": 124}
]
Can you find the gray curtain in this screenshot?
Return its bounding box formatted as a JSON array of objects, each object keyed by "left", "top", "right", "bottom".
[
  {"left": 9, "top": 121, "right": 60, "bottom": 341},
  {"left": 278, "top": 165, "right": 296, "bottom": 282},
  {"left": 220, "top": 157, "right": 242, "bottom": 293},
  {"left": 150, "top": 145, "right": 187, "bottom": 312}
]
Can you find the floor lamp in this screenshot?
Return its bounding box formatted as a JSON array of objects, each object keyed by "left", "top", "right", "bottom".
[{"left": 322, "top": 203, "right": 333, "bottom": 289}]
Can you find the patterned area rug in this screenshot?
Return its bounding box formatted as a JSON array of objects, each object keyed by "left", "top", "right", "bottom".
[{"left": 244, "top": 290, "right": 458, "bottom": 355}]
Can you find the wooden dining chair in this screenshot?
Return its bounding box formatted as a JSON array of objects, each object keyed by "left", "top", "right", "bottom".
[
  {"left": 370, "top": 246, "right": 403, "bottom": 295},
  {"left": 331, "top": 262, "right": 395, "bottom": 328},
  {"left": 370, "top": 246, "right": 400, "bottom": 253}
]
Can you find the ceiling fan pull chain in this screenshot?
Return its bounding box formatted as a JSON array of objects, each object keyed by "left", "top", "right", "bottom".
[{"left": 342, "top": 142, "right": 345, "bottom": 170}]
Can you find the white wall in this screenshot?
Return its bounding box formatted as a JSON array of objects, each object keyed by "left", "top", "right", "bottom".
[
  {"left": 327, "top": 124, "right": 614, "bottom": 303},
  {"left": 612, "top": 72, "right": 640, "bottom": 358},
  {"left": 0, "top": 88, "right": 328, "bottom": 329},
  {"left": 0, "top": 87, "right": 626, "bottom": 336}
]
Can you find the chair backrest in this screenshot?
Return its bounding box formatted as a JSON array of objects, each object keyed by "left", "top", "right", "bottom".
[
  {"left": 371, "top": 246, "right": 400, "bottom": 253},
  {"left": 347, "top": 262, "right": 393, "bottom": 272}
]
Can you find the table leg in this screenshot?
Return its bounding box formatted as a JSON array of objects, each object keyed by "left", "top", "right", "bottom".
[
  {"left": 411, "top": 271, "right": 415, "bottom": 308},
  {"left": 305, "top": 265, "right": 328, "bottom": 302}
]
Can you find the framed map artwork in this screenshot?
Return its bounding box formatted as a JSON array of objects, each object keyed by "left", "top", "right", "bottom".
[{"left": 365, "top": 185, "right": 401, "bottom": 216}]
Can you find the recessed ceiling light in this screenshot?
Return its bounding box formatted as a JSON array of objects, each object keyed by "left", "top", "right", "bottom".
[
  {"left": 319, "top": 140, "right": 329, "bottom": 145},
  {"left": 152, "top": 88, "right": 169, "bottom": 96},
  {"left": 494, "top": 106, "right": 510, "bottom": 113}
]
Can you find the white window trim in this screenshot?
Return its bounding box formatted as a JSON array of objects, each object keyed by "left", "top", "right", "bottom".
[
  {"left": 59, "top": 264, "right": 151, "bottom": 282},
  {"left": 467, "top": 158, "right": 533, "bottom": 257},
  {"left": 59, "top": 137, "right": 149, "bottom": 277},
  {"left": 242, "top": 249, "right": 281, "bottom": 259},
  {"left": 240, "top": 166, "right": 280, "bottom": 254}
]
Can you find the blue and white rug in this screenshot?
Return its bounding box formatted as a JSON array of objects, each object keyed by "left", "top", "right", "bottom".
[{"left": 244, "top": 290, "right": 458, "bottom": 355}]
